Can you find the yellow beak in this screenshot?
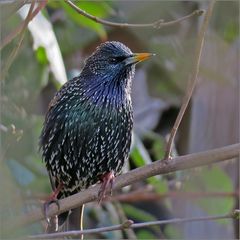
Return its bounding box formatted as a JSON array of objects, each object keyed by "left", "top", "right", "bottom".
[
  {"left": 124, "top": 53, "right": 155, "bottom": 65},
  {"left": 134, "top": 53, "right": 155, "bottom": 62}
]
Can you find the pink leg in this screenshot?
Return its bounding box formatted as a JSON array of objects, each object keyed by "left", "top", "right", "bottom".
[
  {"left": 43, "top": 182, "right": 63, "bottom": 223},
  {"left": 98, "top": 171, "right": 115, "bottom": 203}
]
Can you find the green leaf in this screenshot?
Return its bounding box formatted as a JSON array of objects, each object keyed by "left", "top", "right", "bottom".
[
  {"left": 224, "top": 20, "right": 239, "bottom": 43},
  {"left": 151, "top": 137, "right": 165, "bottom": 160},
  {"left": 46, "top": 1, "right": 62, "bottom": 9},
  {"left": 122, "top": 204, "right": 157, "bottom": 222},
  {"left": 131, "top": 137, "right": 152, "bottom": 167},
  {"left": 77, "top": 2, "right": 112, "bottom": 17},
  {"left": 148, "top": 176, "right": 168, "bottom": 194},
  {"left": 35, "top": 46, "right": 48, "bottom": 65},
  {"left": 61, "top": 1, "right": 110, "bottom": 40},
  {"left": 183, "top": 166, "right": 234, "bottom": 218},
  {"left": 137, "top": 229, "right": 157, "bottom": 239},
  {"left": 131, "top": 136, "right": 168, "bottom": 193},
  {"left": 122, "top": 204, "right": 162, "bottom": 238}
]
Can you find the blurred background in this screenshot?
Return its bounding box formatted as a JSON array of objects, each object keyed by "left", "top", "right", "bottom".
[{"left": 0, "top": 0, "right": 239, "bottom": 239}]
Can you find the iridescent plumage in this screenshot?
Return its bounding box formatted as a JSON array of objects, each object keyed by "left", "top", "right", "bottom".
[{"left": 40, "top": 41, "right": 152, "bottom": 229}]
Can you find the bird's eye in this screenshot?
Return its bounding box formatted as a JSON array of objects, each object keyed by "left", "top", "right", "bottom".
[
  {"left": 109, "top": 56, "right": 126, "bottom": 64},
  {"left": 109, "top": 57, "right": 118, "bottom": 64}
]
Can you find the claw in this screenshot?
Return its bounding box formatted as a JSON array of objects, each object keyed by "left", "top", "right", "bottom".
[
  {"left": 43, "top": 182, "right": 63, "bottom": 223},
  {"left": 98, "top": 171, "right": 115, "bottom": 204},
  {"left": 43, "top": 199, "right": 60, "bottom": 223}
]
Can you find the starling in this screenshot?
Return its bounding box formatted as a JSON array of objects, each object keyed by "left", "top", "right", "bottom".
[{"left": 39, "top": 41, "right": 153, "bottom": 229}]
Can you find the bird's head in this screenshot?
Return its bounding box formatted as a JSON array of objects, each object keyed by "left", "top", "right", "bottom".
[{"left": 81, "top": 41, "right": 154, "bottom": 106}]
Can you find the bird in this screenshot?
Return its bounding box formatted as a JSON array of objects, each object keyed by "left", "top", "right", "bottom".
[{"left": 39, "top": 41, "right": 153, "bottom": 231}]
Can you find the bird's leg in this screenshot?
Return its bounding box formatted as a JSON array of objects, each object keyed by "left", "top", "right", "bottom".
[
  {"left": 43, "top": 182, "right": 63, "bottom": 223},
  {"left": 98, "top": 171, "right": 115, "bottom": 203}
]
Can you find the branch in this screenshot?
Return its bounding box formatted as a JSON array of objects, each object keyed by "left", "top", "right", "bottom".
[
  {"left": 29, "top": 210, "right": 240, "bottom": 239},
  {"left": 1, "top": 0, "right": 36, "bottom": 81},
  {"left": 30, "top": 220, "right": 133, "bottom": 239},
  {"left": 1, "top": 1, "right": 49, "bottom": 81},
  {"left": 24, "top": 189, "right": 239, "bottom": 205},
  {"left": 0, "top": 0, "right": 47, "bottom": 50},
  {"left": 64, "top": 0, "right": 204, "bottom": 29},
  {"left": 6, "top": 143, "right": 239, "bottom": 232},
  {"left": 164, "top": 0, "right": 216, "bottom": 159}
]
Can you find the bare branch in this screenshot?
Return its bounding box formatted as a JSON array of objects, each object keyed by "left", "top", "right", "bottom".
[
  {"left": 164, "top": 0, "right": 216, "bottom": 160},
  {"left": 5, "top": 143, "right": 239, "bottom": 232},
  {"left": 24, "top": 189, "right": 239, "bottom": 204},
  {"left": 0, "top": 0, "right": 47, "bottom": 50},
  {"left": 29, "top": 210, "right": 239, "bottom": 239},
  {"left": 1, "top": 0, "right": 36, "bottom": 81},
  {"left": 29, "top": 220, "right": 133, "bottom": 239},
  {"left": 64, "top": 0, "right": 204, "bottom": 29}
]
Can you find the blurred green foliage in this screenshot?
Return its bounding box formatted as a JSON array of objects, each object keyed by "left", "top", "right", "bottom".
[
  {"left": 35, "top": 46, "right": 48, "bottom": 65},
  {"left": 183, "top": 166, "right": 234, "bottom": 218},
  {"left": 60, "top": 1, "right": 111, "bottom": 40}
]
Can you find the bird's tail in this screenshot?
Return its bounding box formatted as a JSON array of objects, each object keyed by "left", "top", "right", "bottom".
[
  {"left": 45, "top": 211, "right": 70, "bottom": 233},
  {"left": 46, "top": 175, "right": 85, "bottom": 236},
  {"left": 62, "top": 205, "right": 85, "bottom": 239},
  {"left": 46, "top": 206, "right": 85, "bottom": 238},
  {"left": 45, "top": 175, "right": 71, "bottom": 233}
]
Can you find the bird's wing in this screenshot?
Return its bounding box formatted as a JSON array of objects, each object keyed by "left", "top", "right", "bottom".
[
  {"left": 48, "top": 171, "right": 57, "bottom": 191},
  {"left": 47, "top": 80, "right": 72, "bottom": 112}
]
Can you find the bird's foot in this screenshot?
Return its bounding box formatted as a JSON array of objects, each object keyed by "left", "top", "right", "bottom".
[
  {"left": 43, "top": 199, "right": 60, "bottom": 224},
  {"left": 98, "top": 171, "right": 115, "bottom": 203},
  {"left": 43, "top": 182, "right": 63, "bottom": 223}
]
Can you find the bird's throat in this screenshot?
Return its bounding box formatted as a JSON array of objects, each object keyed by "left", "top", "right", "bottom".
[{"left": 81, "top": 69, "right": 133, "bottom": 108}]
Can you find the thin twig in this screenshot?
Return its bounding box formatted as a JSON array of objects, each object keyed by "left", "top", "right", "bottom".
[
  {"left": 1, "top": 1, "right": 36, "bottom": 81},
  {"left": 29, "top": 210, "right": 239, "bottom": 239},
  {"left": 29, "top": 220, "right": 133, "bottom": 239},
  {"left": 0, "top": 0, "right": 47, "bottom": 50},
  {"left": 164, "top": 0, "right": 216, "bottom": 160},
  {"left": 64, "top": 0, "right": 204, "bottom": 29},
  {"left": 4, "top": 143, "right": 239, "bottom": 233}
]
